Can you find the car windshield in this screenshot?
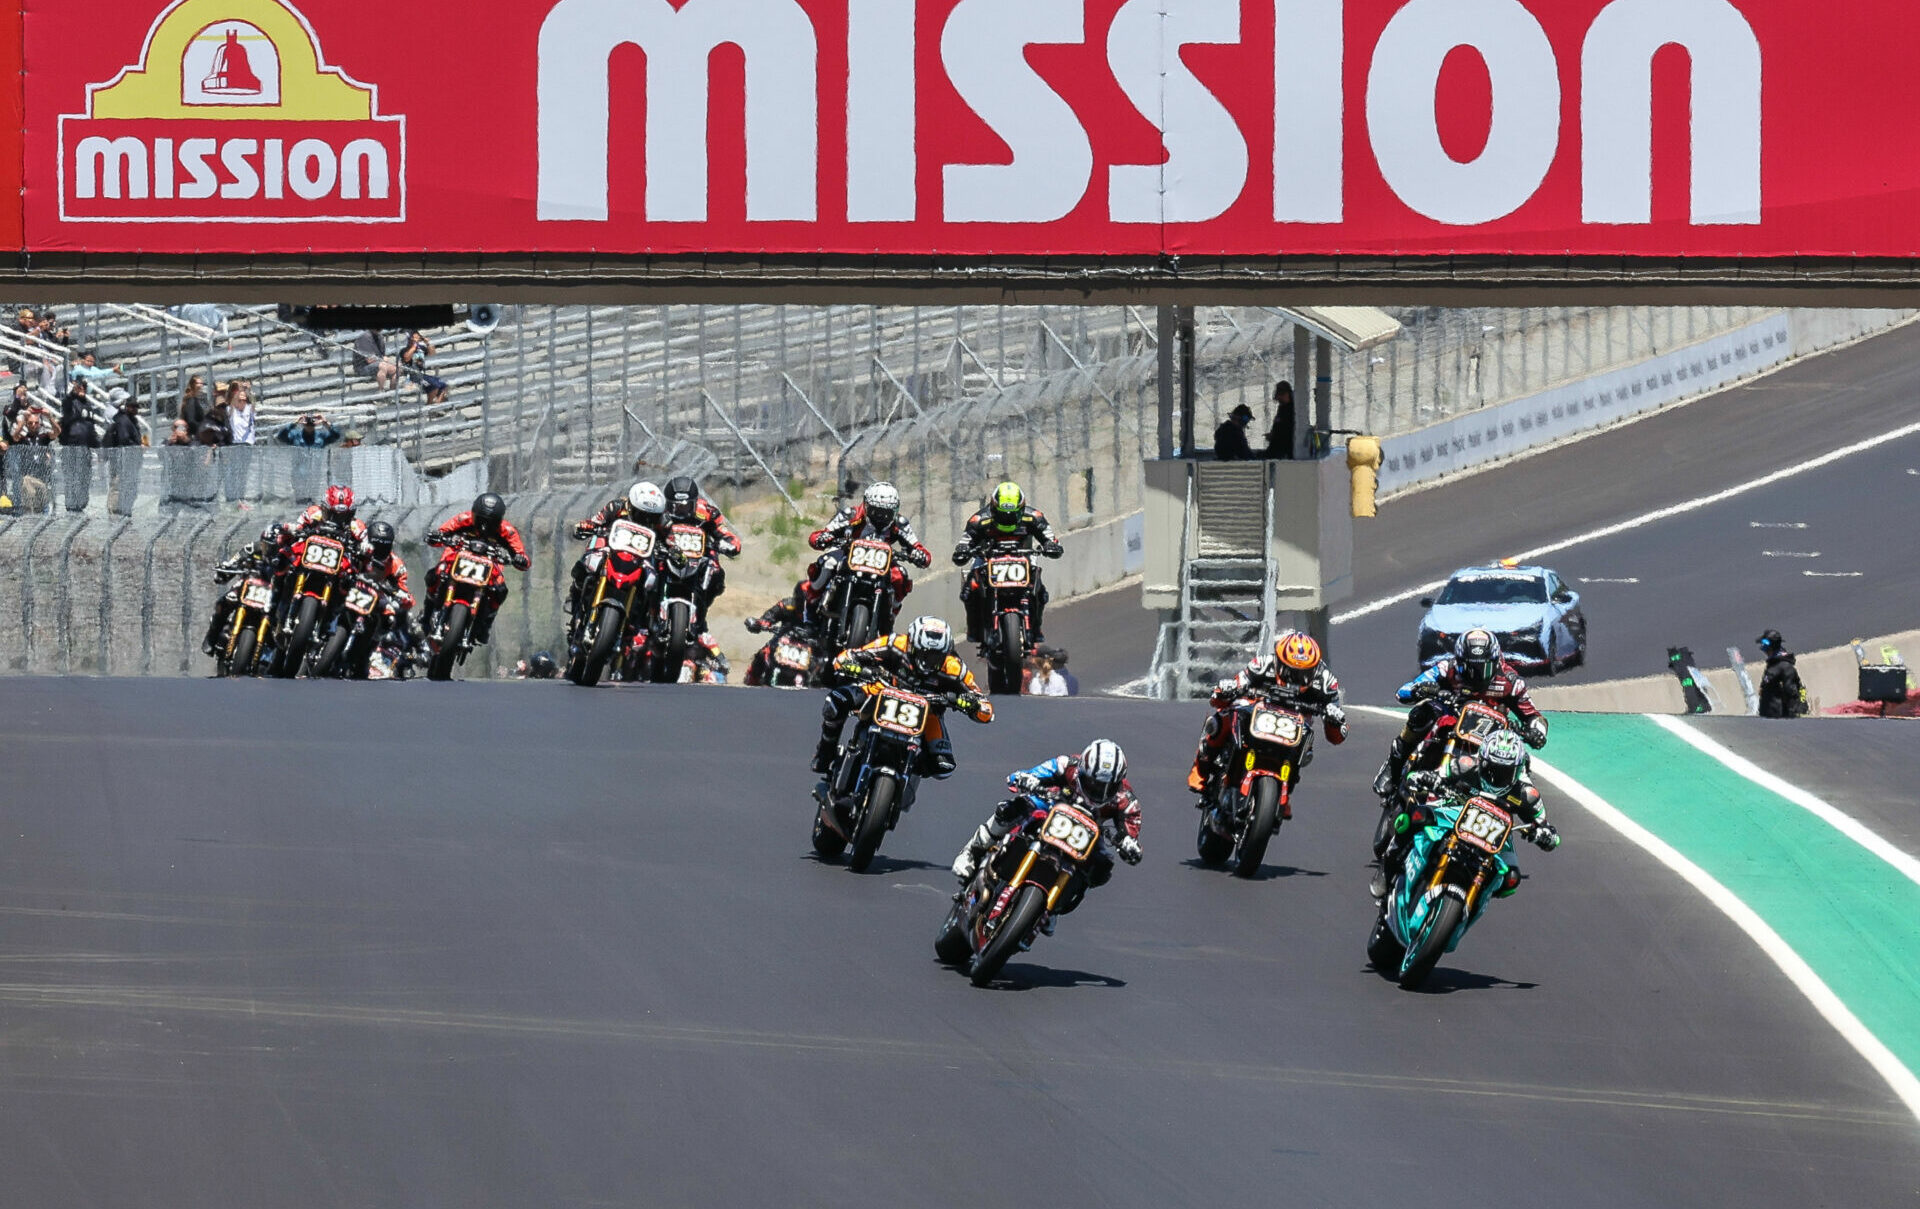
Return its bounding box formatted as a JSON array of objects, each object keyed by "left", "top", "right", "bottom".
[{"left": 1438, "top": 575, "right": 1547, "bottom": 606}]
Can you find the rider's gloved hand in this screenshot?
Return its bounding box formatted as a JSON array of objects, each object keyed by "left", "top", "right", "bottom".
[
  {"left": 1524, "top": 717, "right": 1549, "bottom": 749},
  {"left": 1323, "top": 705, "right": 1348, "bottom": 744},
  {"left": 1042, "top": 542, "right": 1064, "bottom": 559},
  {"left": 951, "top": 545, "right": 971, "bottom": 567},
  {"left": 572, "top": 523, "right": 593, "bottom": 540},
  {"left": 426, "top": 533, "right": 447, "bottom": 547},
  {"left": 721, "top": 538, "right": 742, "bottom": 558},
  {"left": 745, "top": 617, "right": 768, "bottom": 634},
  {"left": 908, "top": 546, "right": 932, "bottom": 569},
  {"left": 511, "top": 553, "right": 531, "bottom": 571},
  {"left": 1117, "top": 836, "right": 1142, "bottom": 865},
  {"left": 1010, "top": 771, "right": 1042, "bottom": 794},
  {"left": 1532, "top": 822, "right": 1561, "bottom": 852}
]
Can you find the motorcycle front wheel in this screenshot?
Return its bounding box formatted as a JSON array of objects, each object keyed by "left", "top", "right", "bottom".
[
  {"left": 846, "top": 600, "right": 874, "bottom": 651},
  {"left": 970, "top": 882, "right": 1046, "bottom": 986},
  {"left": 1232, "top": 777, "right": 1282, "bottom": 878},
  {"left": 580, "top": 601, "right": 624, "bottom": 687},
  {"left": 653, "top": 600, "right": 691, "bottom": 682},
  {"left": 312, "top": 624, "right": 351, "bottom": 679},
  {"left": 1398, "top": 894, "right": 1463, "bottom": 990},
  {"left": 988, "top": 611, "right": 1024, "bottom": 694},
  {"left": 277, "top": 596, "right": 322, "bottom": 679},
  {"left": 230, "top": 625, "right": 260, "bottom": 678},
  {"left": 428, "top": 603, "right": 469, "bottom": 682},
  {"left": 847, "top": 772, "right": 897, "bottom": 873}
]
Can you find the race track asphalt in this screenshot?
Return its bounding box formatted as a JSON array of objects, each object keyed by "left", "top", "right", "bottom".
[
  {"left": 1687, "top": 717, "right": 1920, "bottom": 860},
  {"left": 2, "top": 679, "right": 1913, "bottom": 1208},
  {"left": 1052, "top": 321, "right": 1920, "bottom": 701}
]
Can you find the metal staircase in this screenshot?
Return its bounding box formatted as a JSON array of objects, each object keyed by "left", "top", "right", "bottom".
[{"left": 1148, "top": 464, "right": 1279, "bottom": 699}]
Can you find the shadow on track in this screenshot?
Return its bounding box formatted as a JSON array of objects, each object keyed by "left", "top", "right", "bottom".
[
  {"left": 1179, "top": 858, "right": 1329, "bottom": 881},
  {"left": 802, "top": 852, "right": 949, "bottom": 875},
  {"left": 958, "top": 963, "right": 1128, "bottom": 991},
  {"left": 1361, "top": 962, "right": 1539, "bottom": 994}
]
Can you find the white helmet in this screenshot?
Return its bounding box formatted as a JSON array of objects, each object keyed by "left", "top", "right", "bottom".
[
  {"left": 863, "top": 481, "right": 901, "bottom": 527},
  {"left": 905, "top": 616, "right": 954, "bottom": 665},
  {"left": 628, "top": 481, "right": 667, "bottom": 518},
  {"left": 1078, "top": 739, "right": 1127, "bottom": 805}
]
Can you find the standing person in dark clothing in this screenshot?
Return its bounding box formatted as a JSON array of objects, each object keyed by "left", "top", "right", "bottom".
[
  {"left": 1213, "top": 403, "right": 1256, "bottom": 461},
  {"left": 57, "top": 380, "right": 101, "bottom": 512},
  {"left": 1756, "top": 630, "right": 1808, "bottom": 718},
  {"left": 103, "top": 396, "right": 147, "bottom": 516},
  {"left": 1265, "top": 381, "right": 1297, "bottom": 460},
  {"left": 177, "top": 375, "right": 210, "bottom": 437}
]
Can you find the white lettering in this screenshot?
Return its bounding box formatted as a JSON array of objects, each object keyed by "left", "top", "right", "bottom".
[
  {"left": 264, "top": 137, "right": 285, "bottom": 200},
  {"left": 941, "top": 0, "right": 1092, "bottom": 223},
  {"left": 846, "top": 0, "right": 915, "bottom": 223},
  {"left": 179, "top": 138, "right": 218, "bottom": 200},
  {"left": 153, "top": 137, "right": 175, "bottom": 200},
  {"left": 1275, "top": 0, "right": 1344, "bottom": 223},
  {"left": 1109, "top": 0, "right": 1248, "bottom": 224},
  {"left": 1367, "top": 0, "right": 1560, "bottom": 225},
  {"left": 288, "top": 139, "right": 338, "bottom": 200},
  {"left": 1582, "top": 0, "right": 1761, "bottom": 226},
  {"left": 75, "top": 136, "right": 148, "bottom": 201},
  {"left": 340, "top": 139, "right": 391, "bottom": 200},
  {"left": 536, "top": 0, "right": 819, "bottom": 223},
  {"left": 220, "top": 139, "right": 260, "bottom": 200}
]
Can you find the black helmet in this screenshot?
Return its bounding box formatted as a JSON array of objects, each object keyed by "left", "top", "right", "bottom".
[
  {"left": 367, "top": 521, "right": 395, "bottom": 560},
  {"left": 665, "top": 476, "right": 699, "bottom": 521},
  {"left": 471, "top": 493, "right": 506, "bottom": 532},
  {"left": 529, "top": 651, "right": 559, "bottom": 679},
  {"left": 1456, "top": 629, "right": 1500, "bottom": 691},
  {"left": 1757, "top": 629, "right": 1785, "bottom": 653}
]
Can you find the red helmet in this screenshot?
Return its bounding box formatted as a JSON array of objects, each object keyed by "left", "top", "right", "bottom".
[{"left": 324, "top": 484, "right": 356, "bottom": 522}]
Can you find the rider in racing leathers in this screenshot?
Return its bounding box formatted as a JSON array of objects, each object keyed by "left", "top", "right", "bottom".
[
  {"left": 1189, "top": 632, "right": 1348, "bottom": 803},
  {"left": 1376, "top": 628, "right": 1548, "bottom": 796},
  {"left": 813, "top": 616, "right": 993, "bottom": 781},
  {"left": 662, "top": 476, "right": 743, "bottom": 629},
  {"left": 1375, "top": 729, "right": 1561, "bottom": 899},
  {"left": 749, "top": 482, "right": 932, "bottom": 634},
  {"left": 201, "top": 533, "right": 283, "bottom": 656},
  {"left": 362, "top": 520, "right": 415, "bottom": 648},
  {"left": 952, "top": 482, "right": 1064, "bottom": 644},
  {"left": 951, "top": 740, "right": 1143, "bottom": 921},
  {"left": 422, "top": 493, "right": 531, "bottom": 645},
  {"left": 567, "top": 481, "right": 672, "bottom": 620}
]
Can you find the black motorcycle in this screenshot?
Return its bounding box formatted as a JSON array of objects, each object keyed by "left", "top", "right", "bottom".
[
  {"left": 936, "top": 787, "right": 1104, "bottom": 986},
  {"left": 811, "top": 678, "right": 954, "bottom": 872}
]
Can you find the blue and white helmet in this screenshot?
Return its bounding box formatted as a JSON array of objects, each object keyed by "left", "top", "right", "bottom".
[
  {"left": 1078, "top": 739, "right": 1127, "bottom": 805},
  {"left": 905, "top": 616, "right": 954, "bottom": 667}
]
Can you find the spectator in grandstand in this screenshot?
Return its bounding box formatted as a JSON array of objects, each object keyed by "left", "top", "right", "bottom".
[
  {"left": 222, "top": 380, "right": 256, "bottom": 503},
  {"left": 1027, "top": 651, "right": 1070, "bottom": 697},
  {"left": 400, "top": 331, "right": 450, "bottom": 405},
  {"left": 354, "top": 329, "right": 400, "bottom": 391},
  {"left": 103, "top": 395, "right": 147, "bottom": 515},
  {"left": 163, "top": 418, "right": 193, "bottom": 447},
  {"left": 1041, "top": 645, "right": 1081, "bottom": 696},
  {"left": 197, "top": 392, "right": 232, "bottom": 446},
  {"left": 177, "top": 374, "right": 209, "bottom": 431},
  {"left": 1213, "top": 402, "right": 1257, "bottom": 462},
  {"left": 9, "top": 401, "right": 57, "bottom": 513},
  {"left": 67, "top": 350, "right": 124, "bottom": 390},
  {"left": 5, "top": 383, "right": 30, "bottom": 434},
  {"left": 56, "top": 380, "right": 100, "bottom": 511},
  {"left": 1265, "top": 380, "right": 1297, "bottom": 460},
  {"left": 276, "top": 412, "right": 345, "bottom": 449}
]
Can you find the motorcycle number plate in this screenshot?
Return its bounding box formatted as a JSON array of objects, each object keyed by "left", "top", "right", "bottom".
[
  {"left": 1455, "top": 798, "right": 1514, "bottom": 853},
  {"left": 606, "top": 520, "right": 656, "bottom": 559},
  {"left": 1249, "top": 707, "right": 1306, "bottom": 745},
  {"left": 302, "top": 538, "right": 345, "bottom": 573},
  {"left": 1039, "top": 804, "right": 1100, "bottom": 861},
  {"left": 872, "top": 688, "right": 930, "bottom": 736},
  {"left": 451, "top": 554, "right": 494, "bottom": 586},
  {"left": 668, "top": 526, "right": 707, "bottom": 559},
  {"left": 847, "top": 540, "right": 893, "bottom": 574},
  {"left": 241, "top": 581, "right": 274, "bottom": 610},
  {"left": 1458, "top": 703, "right": 1507, "bottom": 741},
  {"left": 344, "top": 587, "right": 379, "bottom": 615},
  {"left": 775, "top": 640, "right": 813, "bottom": 670},
  {"left": 987, "top": 557, "right": 1031, "bottom": 587}
]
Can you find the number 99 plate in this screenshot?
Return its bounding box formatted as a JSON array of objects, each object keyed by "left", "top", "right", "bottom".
[{"left": 1039, "top": 803, "right": 1100, "bottom": 861}]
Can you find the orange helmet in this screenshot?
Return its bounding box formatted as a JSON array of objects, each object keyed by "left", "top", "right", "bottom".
[{"left": 1274, "top": 633, "right": 1323, "bottom": 683}]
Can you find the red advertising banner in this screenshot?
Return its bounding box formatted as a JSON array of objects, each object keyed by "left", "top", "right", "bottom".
[
  {"left": 18, "top": 0, "right": 1920, "bottom": 258},
  {"left": 0, "top": 0, "right": 22, "bottom": 252}
]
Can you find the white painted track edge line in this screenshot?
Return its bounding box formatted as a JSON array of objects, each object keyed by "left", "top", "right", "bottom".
[
  {"left": 1526, "top": 751, "right": 1920, "bottom": 1127},
  {"left": 1331, "top": 418, "right": 1920, "bottom": 625},
  {"left": 1648, "top": 716, "right": 1920, "bottom": 891}
]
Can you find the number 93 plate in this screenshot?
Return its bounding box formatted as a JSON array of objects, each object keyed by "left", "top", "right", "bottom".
[{"left": 1039, "top": 803, "right": 1100, "bottom": 861}]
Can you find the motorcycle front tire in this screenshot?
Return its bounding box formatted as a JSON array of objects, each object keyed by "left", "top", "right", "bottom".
[
  {"left": 580, "top": 601, "right": 624, "bottom": 687},
  {"left": 277, "top": 596, "right": 322, "bottom": 679},
  {"left": 988, "top": 611, "right": 1024, "bottom": 694},
  {"left": 846, "top": 600, "right": 874, "bottom": 651},
  {"left": 847, "top": 772, "right": 897, "bottom": 873},
  {"left": 313, "top": 624, "right": 350, "bottom": 679},
  {"left": 1233, "top": 777, "right": 1282, "bottom": 878},
  {"left": 970, "top": 882, "right": 1046, "bottom": 987},
  {"left": 1398, "top": 894, "right": 1463, "bottom": 990},
  {"left": 230, "top": 625, "right": 260, "bottom": 678},
  {"left": 428, "top": 603, "right": 469, "bottom": 682},
  {"left": 654, "top": 601, "right": 691, "bottom": 683}
]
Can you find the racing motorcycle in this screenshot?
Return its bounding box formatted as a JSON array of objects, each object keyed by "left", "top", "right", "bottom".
[
  {"left": 309, "top": 572, "right": 393, "bottom": 680},
  {"left": 973, "top": 540, "right": 1040, "bottom": 695},
  {"left": 634, "top": 522, "right": 714, "bottom": 683},
  {"left": 1195, "top": 696, "right": 1314, "bottom": 877},
  {"left": 1373, "top": 695, "right": 1516, "bottom": 857},
  {"left": 1367, "top": 792, "right": 1551, "bottom": 989},
  {"left": 272, "top": 526, "right": 355, "bottom": 678},
  {"left": 936, "top": 787, "right": 1103, "bottom": 986},
  {"left": 567, "top": 517, "right": 658, "bottom": 686},
  {"left": 214, "top": 571, "right": 279, "bottom": 678},
  {"left": 821, "top": 538, "right": 898, "bottom": 652},
  {"left": 811, "top": 678, "right": 950, "bottom": 872},
  {"left": 424, "top": 535, "right": 509, "bottom": 682},
  {"left": 756, "top": 626, "right": 824, "bottom": 688}
]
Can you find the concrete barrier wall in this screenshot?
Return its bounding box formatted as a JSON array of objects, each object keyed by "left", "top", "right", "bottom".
[{"left": 1532, "top": 630, "right": 1920, "bottom": 715}]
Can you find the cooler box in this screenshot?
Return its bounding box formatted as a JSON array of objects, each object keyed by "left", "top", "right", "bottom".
[{"left": 1858, "top": 665, "right": 1909, "bottom": 704}]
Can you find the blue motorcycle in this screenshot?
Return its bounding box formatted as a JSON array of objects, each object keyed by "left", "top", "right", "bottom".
[{"left": 1366, "top": 793, "right": 1553, "bottom": 989}]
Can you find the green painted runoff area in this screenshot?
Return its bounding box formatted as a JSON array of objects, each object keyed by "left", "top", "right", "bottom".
[{"left": 1543, "top": 714, "right": 1920, "bottom": 1074}]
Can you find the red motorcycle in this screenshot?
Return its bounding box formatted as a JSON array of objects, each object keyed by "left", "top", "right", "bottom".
[
  {"left": 425, "top": 535, "right": 509, "bottom": 682},
  {"left": 567, "top": 517, "right": 658, "bottom": 686},
  {"left": 273, "top": 527, "right": 354, "bottom": 678}
]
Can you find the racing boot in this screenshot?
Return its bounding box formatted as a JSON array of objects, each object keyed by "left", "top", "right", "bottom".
[
  {"left": 1494, "top": 865, "right": 1523, "bottom": 898},
  {"left": 963, "top": 589, "right": 987, "bottom": 645},
  {"left": 951, "top": 823, "right": 994, "bottom": 881},
  {"left": 926, "top": 736, "right": 958, "bottom": 780},
  {"left": 1187, "top": 745, "right": 1219, "bottom": 796},
  {"left": 812, "top": 713, "right": 844, "bottom": 775},
  {"left": 1028, "top": 589, "right": 1047, "bottom": 644},
  {"left": 1372, "top": 736, "right": 1409, "bottom": 798}
]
